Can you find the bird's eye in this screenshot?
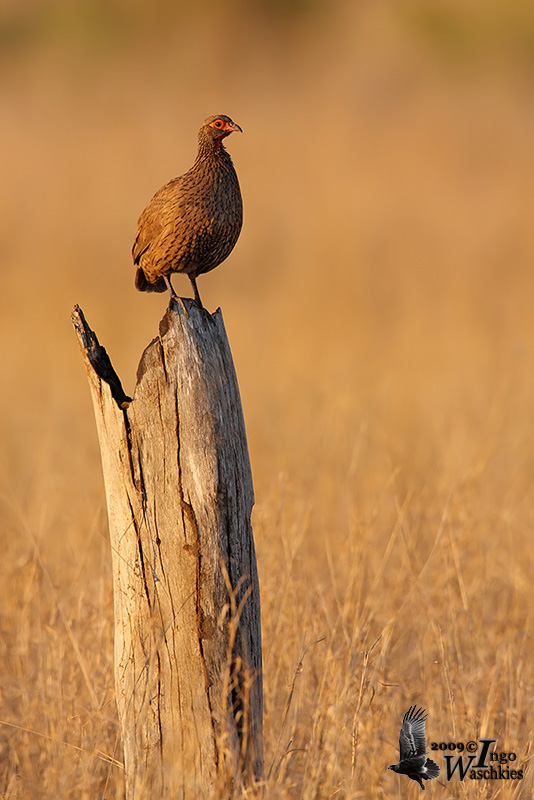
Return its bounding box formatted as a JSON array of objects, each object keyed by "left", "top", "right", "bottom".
[{"left": 213, "top": 120, "right": 224, "bottom": 128}]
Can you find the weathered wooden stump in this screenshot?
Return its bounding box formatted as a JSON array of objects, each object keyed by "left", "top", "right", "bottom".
[{"left": 72, "top": 298, "right": 263, "bottom": 799}]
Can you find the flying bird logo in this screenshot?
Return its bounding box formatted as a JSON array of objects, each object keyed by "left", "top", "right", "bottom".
[{"left": 388, "top": 706, "right": 441, "bottom": 790}]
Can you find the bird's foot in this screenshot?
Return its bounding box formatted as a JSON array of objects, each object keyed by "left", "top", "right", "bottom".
[
  {"left": 177, "top": 297, "right": 189, "bottom": 317},
  {"left": 165, "top": 275, "right": 179, "bottom": 300},
  {"left": 189, "top": 277, "right": 204, "bottom": 309},
  {"left": 164, "top": 276, "right": 190, "bottom": 317}
]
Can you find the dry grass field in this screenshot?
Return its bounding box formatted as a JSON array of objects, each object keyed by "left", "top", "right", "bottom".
[{"left": 1, "top": 0, "right": 534, "bottom": 796}]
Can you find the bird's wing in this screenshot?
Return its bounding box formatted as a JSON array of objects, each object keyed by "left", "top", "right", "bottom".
[
  {"left": 398, "top": 706, "right": 429, "bottom": 761},
  {"left": 132, "top": 178, "right": 185, "bottom": 264}
]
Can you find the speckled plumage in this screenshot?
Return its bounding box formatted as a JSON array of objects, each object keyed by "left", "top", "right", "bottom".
[{"left": 133, "top": 114, "right": 243, "bottom": 306}]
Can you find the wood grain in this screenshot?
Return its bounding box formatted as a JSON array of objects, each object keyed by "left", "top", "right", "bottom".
[{"left": 72, "top": 299, "right": 263, "bottom": 799}]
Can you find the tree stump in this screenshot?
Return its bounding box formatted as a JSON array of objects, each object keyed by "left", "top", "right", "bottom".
[{"left": 72, "top": 299, "right": 263, "bottom": 799}]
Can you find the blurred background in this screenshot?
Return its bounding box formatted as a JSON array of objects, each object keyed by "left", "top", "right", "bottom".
[{"left": 1, "top": 0, "right": 534, "bottom": 797}]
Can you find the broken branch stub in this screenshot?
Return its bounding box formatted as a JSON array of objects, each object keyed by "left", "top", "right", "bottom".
[{"left": 72, "top": 299, "right": 263, "bottom": 799}]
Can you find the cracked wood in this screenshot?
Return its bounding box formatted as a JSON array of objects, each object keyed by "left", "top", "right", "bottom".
[{"left": 72, "top": 299, "right": 263, "bottom": 799}]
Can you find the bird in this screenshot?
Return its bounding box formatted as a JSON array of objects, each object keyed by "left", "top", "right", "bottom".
[
  {"left": 388, "top": 706, "right": 440, "bottom": 790},
  {"left": 133, "top": 114, "right": 243, "bottom": 308}
]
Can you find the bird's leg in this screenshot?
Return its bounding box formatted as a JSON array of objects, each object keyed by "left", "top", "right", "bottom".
[
  {"left": 165, "top": 275, "right": 179, "bottom": 299},
  {"left": 189, "top": 276, "right": 204, "bottom": 309},
  {"left": 165, "top": 275, "right": 190, "bottom": 316}
]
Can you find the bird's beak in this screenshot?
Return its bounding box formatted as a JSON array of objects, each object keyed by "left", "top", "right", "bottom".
[{"left": 228, "top": 121, "right": 243, "bottom": 133}]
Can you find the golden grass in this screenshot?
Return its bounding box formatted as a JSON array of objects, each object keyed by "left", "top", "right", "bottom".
[{"left": 1, "top": 1, "right": 534, "bottom": 796}]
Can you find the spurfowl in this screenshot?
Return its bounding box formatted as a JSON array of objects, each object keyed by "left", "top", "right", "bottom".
[{"left": 133, "top": 114, "right": 243, "bottom": 307}]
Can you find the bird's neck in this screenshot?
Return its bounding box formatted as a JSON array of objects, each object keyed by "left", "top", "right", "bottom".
[{"left": 195, "top": 138, "right": 232, "bottom": 167}]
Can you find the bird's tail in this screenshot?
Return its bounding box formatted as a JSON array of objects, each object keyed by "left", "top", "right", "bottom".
[
  {"left": 135, "top": 267, "right": 167, "bottom": 293},
  {"left": 423, "top": 759, "right": 440, "bottom": 780}
]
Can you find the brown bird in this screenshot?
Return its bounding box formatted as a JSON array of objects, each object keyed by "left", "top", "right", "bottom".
[{"left": 133, "top": 114, "right": 243, "bottom": 307}]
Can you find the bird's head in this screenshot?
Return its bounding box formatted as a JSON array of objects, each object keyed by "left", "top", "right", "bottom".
[{"left": 200, "top": 115, "right": 243, "bottom": 146}]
